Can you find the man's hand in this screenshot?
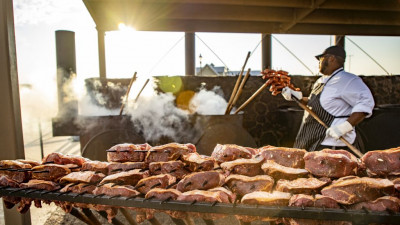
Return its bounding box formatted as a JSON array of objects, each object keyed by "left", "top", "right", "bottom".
[
  {"left": 281, "top": 87, "right": 303, "bottom": 101},
  {"left": 326, "top": 121, "right": 353, "bottom": 139}
]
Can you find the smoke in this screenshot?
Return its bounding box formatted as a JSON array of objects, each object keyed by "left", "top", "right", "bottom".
[
  {"left": 189, "top": 86, "right": 228, "bottom": 115},
  {"left": 126, "top": 92, "right": 190, "bottom": 142},
  {"left": 73, "top": 77, "right": 229, "bottom": 143},
  {"left": 19, "top": 75, "right": 58, "bottom": 146}
]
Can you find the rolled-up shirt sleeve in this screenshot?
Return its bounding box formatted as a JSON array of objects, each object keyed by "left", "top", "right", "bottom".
[{"left": 341, "top": 77, "right": 375, "bottom": 118}]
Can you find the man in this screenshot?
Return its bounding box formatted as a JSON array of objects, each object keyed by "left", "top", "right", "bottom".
[{"left": 282, "top": 45, "right": 374, "bottom": 151}]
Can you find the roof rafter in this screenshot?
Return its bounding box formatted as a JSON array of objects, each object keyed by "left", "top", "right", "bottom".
[{"left": 279, "top": 0, "right": 328, "bottom": 32}]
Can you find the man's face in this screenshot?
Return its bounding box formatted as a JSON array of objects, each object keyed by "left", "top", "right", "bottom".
[{"left": 319, "top": 54, "right": 331, "bottom": 75}]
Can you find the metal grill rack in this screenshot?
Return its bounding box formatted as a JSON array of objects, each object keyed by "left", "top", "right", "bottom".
[{"left": 1, "top": 186, "right": 399, "bottom": 225}]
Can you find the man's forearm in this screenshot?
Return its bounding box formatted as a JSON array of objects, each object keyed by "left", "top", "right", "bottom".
[{"left": 347, "top": 112, "right": 368, "bottom": 126}]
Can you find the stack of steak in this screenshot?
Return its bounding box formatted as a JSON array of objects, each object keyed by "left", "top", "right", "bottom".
[{"left": 0, "top": 143, "right": 399, "bottom": 225}]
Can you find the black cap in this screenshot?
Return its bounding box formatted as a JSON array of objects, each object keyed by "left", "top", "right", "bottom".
[{"left": 315, "top": 45, "right": 346, "bottom": 60}]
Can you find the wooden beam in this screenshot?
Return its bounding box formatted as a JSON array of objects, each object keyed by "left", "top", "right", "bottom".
[
  {"left": 86, "top": 0, "right": 400, "bottom": 12},
  {"left": 0, "top": 0, "right": 31, "bottom": 223},
  {"left": 304, "top": 10, "right": 400, "bottom": 26},
  {"left": 279, "top": 0, "right": 328, "bottom": 32},
  {"left": 164, "top": 4, "right": 294, "bottom": 23},
  {"left": 289, "top": 23, "right": 400, "bottom": 36},
  {"left": 321, "top": 0, "right": 400, "bottom": 12},
  {"left": 84, "top": 0, "right": 315, "bottom": 8}
]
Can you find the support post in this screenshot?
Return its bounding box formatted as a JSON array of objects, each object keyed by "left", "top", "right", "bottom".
[
  {"left": 55, "top": 30, "right": 78, "bottom": 118},
  {"left": 0, "top": 0, "right": 31, "bottom": 224},
  {"left": 98, "top": 29, "right": 106, "bottom": 78},
  {"left": 261, "top": 33, "right": 272, "bottom": 70},
  {"left": 334, "top": 35, "right": 345, "bottom": 48},
  {"left": 185, "top": 32, "right": 195, "bottom": 76}
]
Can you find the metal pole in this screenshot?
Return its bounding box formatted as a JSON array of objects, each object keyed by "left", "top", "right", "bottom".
[
  {"left": 98, "top": 29, "right": 107, "bottom": 78},
  {"left": 55, "top": 30, "right": 78, "bottom": 118},
  {"left": 0, "top": 0, "right": 31, "bottom": 224},
  {"left": 261, "top": 33, "right": 272, "bottom": 70},
  {"left": 185, "top": 32, "right": 195, "bottom": 76},
  {"left": 334, "top": 35, "right": 345, "bottom": 48},
  {"left": 39, "top": 121, "right": 44, "bottom": 159}
]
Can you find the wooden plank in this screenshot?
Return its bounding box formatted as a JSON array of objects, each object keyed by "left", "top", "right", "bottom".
[{"left": 0, "top": 0, "right": 31, "bottom": 224}]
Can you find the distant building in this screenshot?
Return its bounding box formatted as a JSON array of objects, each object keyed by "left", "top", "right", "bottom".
[{"left": 196, "top": 63, "right": 261, "bottom": 76}]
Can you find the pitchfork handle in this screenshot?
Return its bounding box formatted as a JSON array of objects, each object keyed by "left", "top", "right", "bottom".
[{"left": 293, "top": 96, "right": 363, "bottom": 158}]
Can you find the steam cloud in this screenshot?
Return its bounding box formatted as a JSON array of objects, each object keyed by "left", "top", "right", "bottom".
[
  {"left": 189, "top": 86, "right": 228, "bottom": 115},
  {"left": 127, "top": 93, "right": 190, "bottom": 142},
  {"left": 75, "top": 79, "right": 228, "bottom": 143}
]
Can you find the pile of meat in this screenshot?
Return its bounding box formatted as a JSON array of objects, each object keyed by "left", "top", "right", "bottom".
[{"left": 0, "top": 143, "right": 399, "bottom": 225}]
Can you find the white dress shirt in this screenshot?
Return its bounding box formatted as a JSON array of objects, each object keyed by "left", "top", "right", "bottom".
[{"left": 312, "top": 68, "right": 375, "bottom": 146}]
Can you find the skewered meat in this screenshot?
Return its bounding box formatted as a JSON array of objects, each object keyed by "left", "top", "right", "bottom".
[
  {"left": 100, "top": 169, "right": 149, "bottom": 186},
  {"left": 361, "top": 147, "right": 400, "bottom": 177},
  {"left": 211, "top": 144, "right": 253, "bottom": 163},
  {"left": 145, "top": 188, "right": 182, "bottom": 200},
  {"left": 176, "top": 171, "right": 225, "bottom": 192},
  {"left": 60, "top": 171, "right": 106, "bottom": 184},
  {"left": 261, "top": 160, "right": 309, "bottom": 180},
  {"left": 321, "top": 176, "right": 395, "bottom": 205},
  {"left": 177, "top": 190, "right": 226, "bottom": 202},
  {"left": 82, "top": 161, "right": 110, "bottom": 174},
  {"left": 314, "top": 194, "right": 341, "bottom": 208},
  {"left": 60, "top": 183, "right": 96, "bottom": 194},
  {"left": 275, "top": 178, "right": 330, "bottom": 195},
  {"left": 0, "top": 170, "right": 30, "bottom": 183},
  {"left": 17, "top": 159, "right": 40, "bottom": 167},
  {"left": 107, "top": 143, "right": 151, "bottom": 163},
  {"left": 259, "top": 146, "right": 307, "bottom": 168},
  {"left": 208, "top": 187, "right": 236, "bottom": 203},
  {"left": 0, "top": 175, "right": 20, "bottom": 187},
  {"left": 220, "top": 156, "right": 264, "bottom": 176},
  {"left": 289, "top": 194, "right": 314, "bottom": 207},
  {"left": 32, "top": 164, "right": 71, "bottom": 182},
  {"left": 135, "top": 174, "right": 176, "bottom": 194},
  {"left": 0, "top": 160, "right": 32, "bottom": 183},
  {"left": 20, "top": 179, "right": 60, "bottom": 191},
  {"left": 93, "top": 183, "right": 140, "bottom": 197},
  {"left": 261, "top": 69, "right": 300, "bottom": 96},
  {"left": 289, "top": 194, "right": 340, "bottom": 209},
  {"left": 238, "top": 189, "right": 289, "bottom": 223},
  {"left": 149, "top": 161, "right": 190, "bottom": 179},
  {"left": 349, "top": 196, "right": 400, "bottom": 212},
  {"left": 177, "top": 190, "right": 228, "bottom": 220},
  {"left": 392, "top": 177, "right": 400, "bottom": 194},
  {"left": 304, "top": 149, "right": 358, "bottom": 178},
  {"left": 283, "top": 218, "right": 351, "bottom": 225},
  {"left": 42, "top": 152, "right": 87, "bottom": 166},
  {"left": 181, "top": 153, "right": 216, "bottom": 172},
  {"left": 241, "top": 191, "right": 292, "bottom": 205},
  {"left": 0, "top": 160, "right": 32, "bottom": 169},
  {"left": 225, "top": 174, "right": 274, "bottom": 197},
  {"left": 145, "top": 143, "right": 196, "bottom": 163},
  {"left": 107, "top": 162, "right": 147, "bottom": 174}
]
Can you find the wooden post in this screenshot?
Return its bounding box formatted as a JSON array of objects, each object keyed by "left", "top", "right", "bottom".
[
  {"left": 262, "top": 33, "right": 272, "bottom": 70},
  {"left": 334, "top": 35, "right": 345, "bottom": 48},
  {"left": 185, "top": 32, "right": 195, "bottom": 76},
  {"left": 98, "top": 29, "right": 106, "bottom": 78},
  {"left": 0, "top": 0, "right": 31, "bottom": 224}
]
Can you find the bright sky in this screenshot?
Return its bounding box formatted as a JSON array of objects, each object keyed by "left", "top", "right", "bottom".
[
  {"left": 12, "top": 0, "right": 400, "bottom": 127},
  {"left": 13, "top": 0, "right": 400, "bottom": 84}
]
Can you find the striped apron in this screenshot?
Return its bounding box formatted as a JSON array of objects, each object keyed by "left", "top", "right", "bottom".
[{"left": 293, "top": 69, "right": 349, "bottom": 151}]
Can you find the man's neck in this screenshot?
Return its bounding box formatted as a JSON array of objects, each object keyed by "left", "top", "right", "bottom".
[{"left": 327, "top": 66, "right": 343, "bottom": 75}]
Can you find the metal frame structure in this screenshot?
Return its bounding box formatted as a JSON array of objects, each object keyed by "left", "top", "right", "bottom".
[{"left": 1, "top": 186, "right": 400, "bottom": 225}]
